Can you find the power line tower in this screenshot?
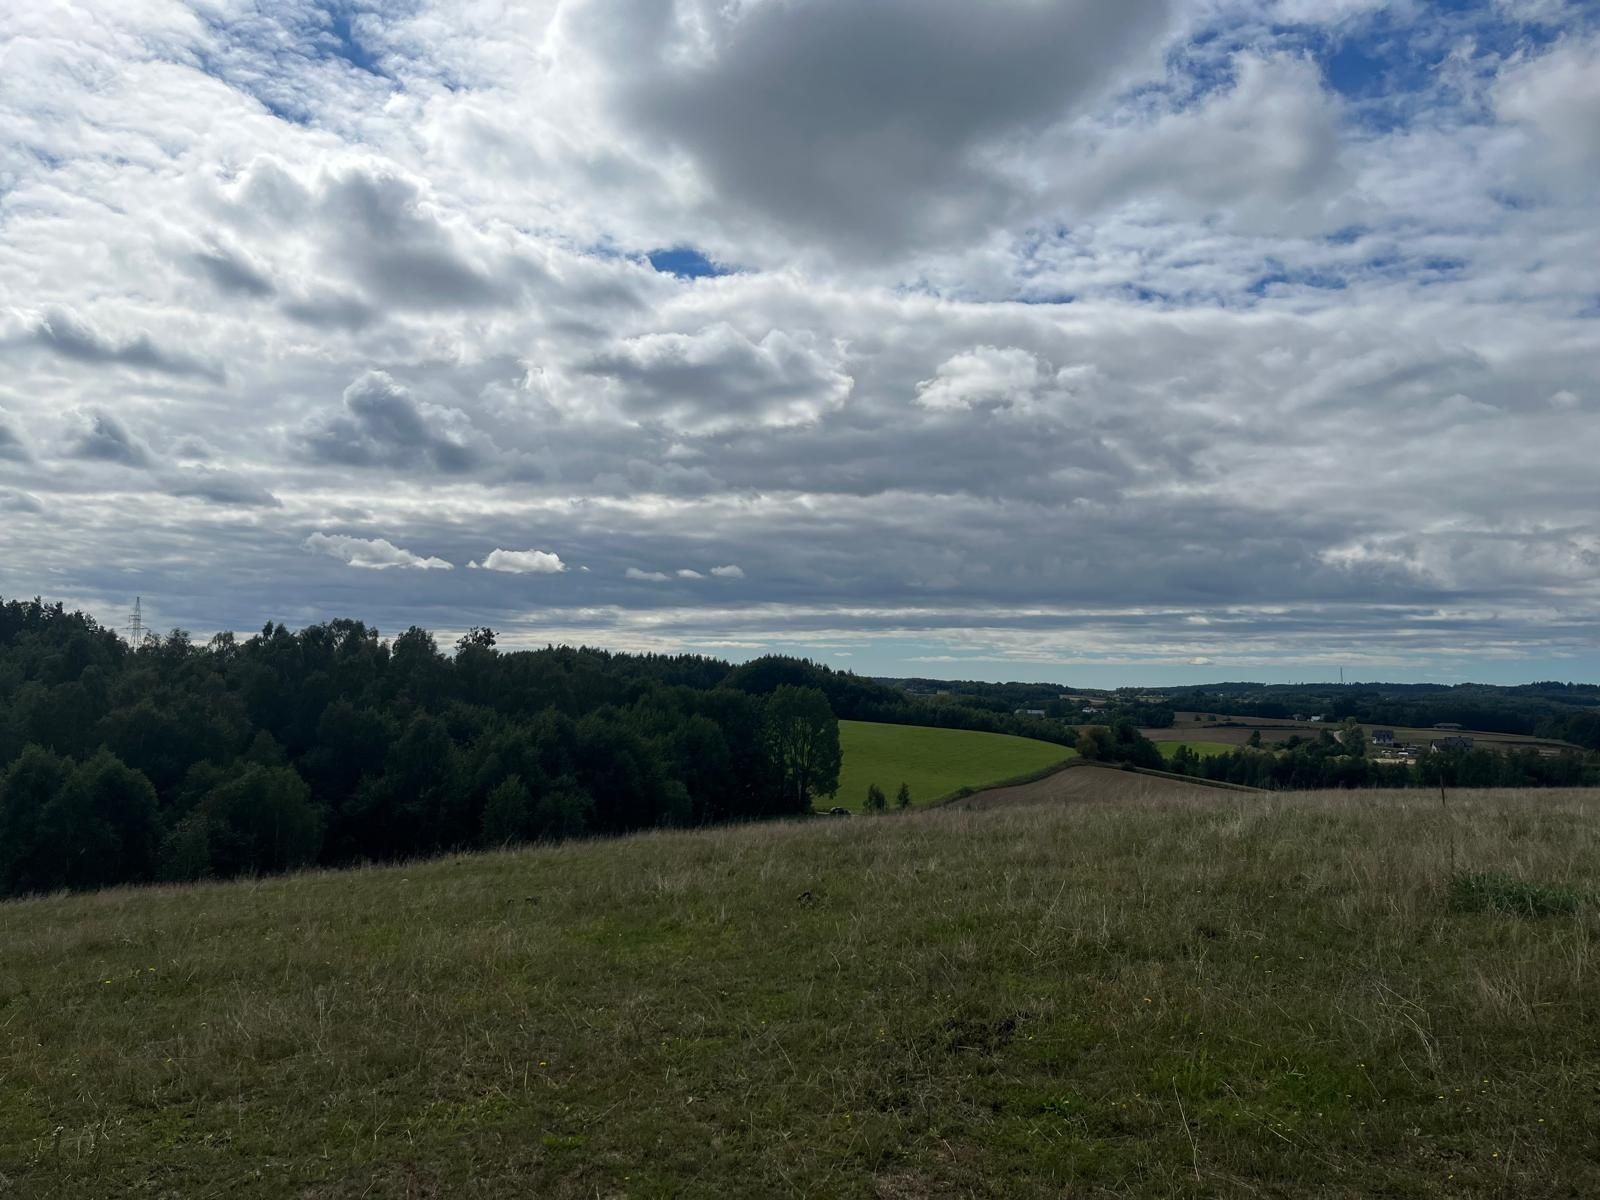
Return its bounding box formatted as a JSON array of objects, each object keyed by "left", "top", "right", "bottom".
[{"left": 127, "top": 596, "right": 145, "bottom": 648}]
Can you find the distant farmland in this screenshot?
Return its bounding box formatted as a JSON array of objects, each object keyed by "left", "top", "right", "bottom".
[
  {"left": 836, "top": 720, "right": 1074, "bottom": 808},
  {"left": 1145, "top": 713, "right": 1579, "bottom": 755}
]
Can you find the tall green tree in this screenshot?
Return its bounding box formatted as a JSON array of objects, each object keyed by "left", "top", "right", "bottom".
[
  {"left": 0, "top": 745, "right": 73, "bottom": 894},
  {"left": 764, "top": 685, "right": 841, "bottom": 811}
]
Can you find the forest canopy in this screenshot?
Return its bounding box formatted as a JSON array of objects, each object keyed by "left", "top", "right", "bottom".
[{"left": 0, "top": 597, "right": 1066, "bottom": 897}]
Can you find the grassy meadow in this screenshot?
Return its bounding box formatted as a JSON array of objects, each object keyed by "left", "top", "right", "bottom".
[
  {"left": 4, "top": 777, "right": 1600, "bottom": 1196},
  {"left": 836, "top": 719, "right": 1074, "bottom": 808},
  {"left": 1157, "top": 740, "right": 1235, "bottom": 760}
]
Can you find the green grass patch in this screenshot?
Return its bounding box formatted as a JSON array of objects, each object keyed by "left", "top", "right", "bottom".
[
  {"left": 836, "top": 719, "right": 1074, "bottom": 809},
  {"left": 1157, "top": 741, "right": 1235, "bottom": 760},
  {"left": 1448, "top": 870, "right": 1584, "bottom": 918},
  {"left": 5, "top": 786, "right": 1600, "bottom": 1196}
]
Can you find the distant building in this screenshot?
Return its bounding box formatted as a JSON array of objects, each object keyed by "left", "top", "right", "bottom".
[
  {"left": 1016, "top": 708, "right": 1046, "bottom": 717},
  {"left": 1431, "top": 736, "right": 1475, "bottom": 752},
  {"left": 1308, "top": 714, "right": 1326, "bottom": 723},
  {"left": 1371, "top": 729, "right": 1396, "bottom": 746}
]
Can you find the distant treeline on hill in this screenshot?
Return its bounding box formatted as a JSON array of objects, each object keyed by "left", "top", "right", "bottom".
[
  {"left": 1163, "top": 731, "right": 1600, "bottom": 790},
  {"left": 0, "top": 597, "right": 1081, "bottom": 898},
  {"left": 1159, "top": 682, "right": 1600, "bottom": 750}
]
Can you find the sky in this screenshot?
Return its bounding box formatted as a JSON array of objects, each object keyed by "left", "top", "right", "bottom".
[{"left": 2, "top": 0, "right": 1599, "bottom": 688}]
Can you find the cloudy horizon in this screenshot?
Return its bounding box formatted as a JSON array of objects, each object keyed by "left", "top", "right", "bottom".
[{"left": 3, "top": 0, "right": 1598, "bottom": 687}]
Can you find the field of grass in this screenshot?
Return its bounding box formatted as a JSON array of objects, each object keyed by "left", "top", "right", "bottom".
[
  {"left": 835, "top": 719, "right": 1075, "bottom": 809},
  {"left": 7, "top": 783, "right": 1600, "bottom": 1196},
  {"left": 1156, "top": 740, "right": 1235, "bottom": 760}
]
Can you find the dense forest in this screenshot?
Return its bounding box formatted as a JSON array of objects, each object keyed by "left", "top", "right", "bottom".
[{"left": 0, "top": 597, "right": 1079, "bottom": 898}]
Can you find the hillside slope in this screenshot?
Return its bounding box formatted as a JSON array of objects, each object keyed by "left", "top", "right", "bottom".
[
  {"left": 836, "top": 719, "right": 1074, "bottom": 808},
  {"left": 5, "top": 785, "right": 1600, "bottom": 1197}
]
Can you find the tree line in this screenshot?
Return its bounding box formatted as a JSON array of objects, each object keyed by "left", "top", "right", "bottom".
[
  {"left": 1164, "top": 682, "right": 1600, "bottom": 750},
  {"left": 0, "top": 599, "right": 862, "bottom": 897},
  {"left": 1163, "top": 728, "right": 1600, "bottom": 790}
]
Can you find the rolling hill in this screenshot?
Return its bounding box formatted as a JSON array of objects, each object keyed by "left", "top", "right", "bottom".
[
  {"left": 5, "top": 778, "right": 1599, "bottom": 1196},
  {"left": 835, "top": 719, "right": 1075, "bottom": 808}
]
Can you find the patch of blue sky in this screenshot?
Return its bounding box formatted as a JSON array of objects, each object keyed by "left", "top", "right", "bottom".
[
  {"left": 646, "top": 247, "right": 734, "bottom": 279},
  {"left": 322, "top": 6, "right": 389, "bottom": 77},
  {"left": 1168, "top": 1, "right": 1576, "bottom": 137},
  {"left": 190, "top": 0, "right": 410, "bottom": 124},
  {"left": 1247, "top": 267, "right": 1348, "bottom": 296}
]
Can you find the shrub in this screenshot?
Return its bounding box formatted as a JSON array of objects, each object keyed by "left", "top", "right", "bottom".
[{"left": 1448, "top": 871, "right": 1582, "bottom": 918}]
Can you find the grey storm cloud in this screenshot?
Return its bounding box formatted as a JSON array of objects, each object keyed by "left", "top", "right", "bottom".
[
  {"left": 316, "top": 169, "right": 533, "bottom": 310},
  {"left": 579, "top": 325, "right": 852, "bottom": 431},
  {"left": 298, "top": 370, "right": 485, "bottom": 473},
  {"left": 189, "top": 246, "right": 277, "bottom": 298},
  {"left": 29, "top": 309, "right": 224, "bottom": 382},
  {"left": 165, "top": 469, "right": 282, "bottom": 508},
  {"left": 281, "top": 290, "right": 377, "bottom": 331},
  {"left": 0, "top": 489, "right": 43, "bottom": 514},
  {"left": 65, "top": 410, "right": 152, "bottom": 467},
  {"left": 596, "top": 0, "right": 1174, "bottom": 253},
  {"left": 0, "top": 413, "right": 31, "bottom": 461}
]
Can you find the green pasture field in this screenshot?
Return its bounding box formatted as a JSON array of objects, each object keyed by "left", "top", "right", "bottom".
[
  {"left": 5, "top": 780, "right": 1600, "bottom": 1196},
  {"left": 836, "top": 719, "right": 1075, "bottom": 809}
]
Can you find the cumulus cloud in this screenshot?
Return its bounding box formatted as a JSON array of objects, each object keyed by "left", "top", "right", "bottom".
[
  {"left": 584, "top": 0, "right": 1175, "bottom": 255},
  {"left": 625, "top": 567, "right": 671, "bottom": 582},
  {"left": 1064, "top": 52, "right": 1346, "bottom": 229},
  {"left": 312, "top": 166, "right": 534, "bottom": 311},
  {"left": 1494, "top": 36, "right": 1600, "bottom": 177},
  {"left": 299, "top": 371, "right": 485, "bottom": 472},
  {"left": 579, "top": 325, "right": 852, "bottom": 432},
  {"left": 675, "top": 568, "right": 704, "bottom": 580},
  {"left": 304, "top": 533, "right": 453, "bottom": 571},
  {"left": 914, "top": 346, "right": 1092, "bottom": 413},
  {"left": 470, "top": 548, "right": 568, "bottom": 574},
  {"left": 710, "top": 565, "right": 745, "bottom": 579}
]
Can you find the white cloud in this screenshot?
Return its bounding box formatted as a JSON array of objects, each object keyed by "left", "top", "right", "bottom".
[
  {"left": 914, "top": 346, "right": 1094, "bottom": 413},
  {"left": 675, "top": 568, "right": 704, "bottom": 579},
  {"left": 304, "top": 533, "right": 453, "bottom": 571},
  {"left": 710, "top": 565, "right": 745, "bottom": 579},
  {"left": 626, "top": 567, "right": 671, "bottom": 582},
  {"left": 1494, "top": 36, "right": 1600, "bottom": 177},
  {"left": 471, "top": 548, "right": 567, "bottom": 574}
]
